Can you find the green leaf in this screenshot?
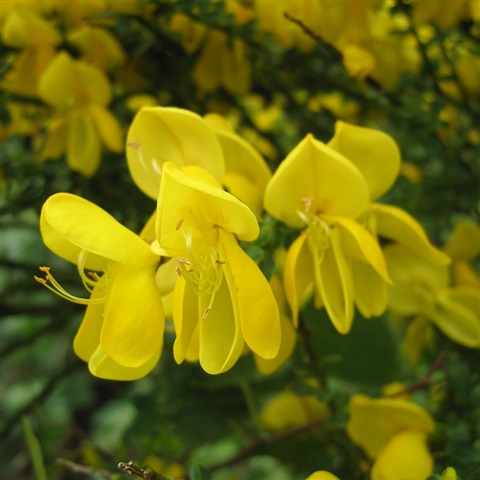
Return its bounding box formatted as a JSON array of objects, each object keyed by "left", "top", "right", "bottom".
[{"left": 22, "top": 417, "right": 47, "bottom": 480}]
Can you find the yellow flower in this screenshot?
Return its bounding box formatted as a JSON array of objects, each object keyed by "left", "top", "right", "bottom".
[
  {"left": 306, "top": 472, "right": 340, "bottom": 480},
  {"left": 1, "top": 6, "right": 60, "bottom": 96},
  {"left": 38, "top": 52, "right": 123, "bottom": 176},
  {"left": 192, "top": 29, "right": 251, "bottom": 96},
  {"left": 36, "top": 193, "right": 164, "bottom": 380},
  {"left": 328, "top": 121, "right": 450, "bottom": 318},
  {"left": 385, "top": 244, "right": 480, "bottom": 349},
  {"left": 260, "top": 388, "right": 329, "bottom": 433},
  {"left": 440, "top": 467, "right": 459, "bottom": 480},
  {"left": 264, "top": 133, "right": 390, "bottom": 333},
  {"left": 347, "top": 394, "right": 434, "bottom": 480},
  {"left": 153, "top": 162, "right": 280, "bottom": 374},
  {"left": 204, "top": 113, "right": 272, "bottom": 216},
  {"left": 126, "top": 106, "right": 225, "bottom": 199},
  {"left": 443, "top": 219, "right": 480, "bottom": 289},
  {"left": 67, "top": 25, "right": 126, "bottom": 70}
]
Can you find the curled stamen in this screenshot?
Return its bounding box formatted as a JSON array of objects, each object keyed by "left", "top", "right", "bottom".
[{"left": 35, "top": 266, "right": 106, "bottom": 305}]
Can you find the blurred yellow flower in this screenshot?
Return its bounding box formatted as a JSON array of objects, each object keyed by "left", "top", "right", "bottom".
[{"left": 38, "top": 52, "right": 123, "bottom": 176}]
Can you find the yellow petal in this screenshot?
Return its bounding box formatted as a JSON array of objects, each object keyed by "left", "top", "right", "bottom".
[
  {"left": 126, "top": 107, "right": 225, "bottom": 199},
  {"left": 431, "top": 288, "right": 480, "bottom": 348},
  {"left": 315, "top": 228, "right": 354, "bottom": 334},
  {"left": 197, "top": 270, "right": 244, "bottom": 374},
  {"left": 284, "top": 232, "right": 314, "bottom": 327},
  {"left": 351, "top": 262, "right": 388, "bottom": 318},
  {"left": 40, "top": 193, "right": 158, "bottom": 270},
  {"left": 204, "top": 113, "right": 271, "bottom": 215},
  {"left": 73, "top": 277, "right": 107, "bottom": 362},
  {"left": 403, "top": 316, "right": 435, "bottom": 366},
  {"left": 67, "top": 109, "right": 102, "bottom": 176},
  {"left": 375, "top": 204, "right": 450, "bottom": 265},
  {"left": 41, "top": 117, "right": 68, "bottom": 161},
  {"left": 76, "top": 60, "right": 112, "bottom": 106},
  {"left": 443, "top": 219, "right": 480, "bottom": 261},
  {"left": 2, "top": 7, "right": 61, "bottom": 48},
  {"left": 384, "top": 244, "right": 449, "bottom": 316},
  {"left": 329, "top": 215, "right": 391, "bottom": 283},
  {"left": 264, "top": 134, "right": 369, "bottom": 228},
  {"left": 254, "top": 275, "right": 297, "bottom": 375},
  {"left": 88, "top": 344, "right": 161, "bottom": 381},
  {"left": 101, "top": 265, "right": 165, "bottom": 368},
  {"left": 155, "top": 162, "right": 259, "bottom": 258},
  {"left": 328, "top": 121, "right": 400, "bottom": 201},
  {"left": 306, "top": 472, "right": 341, "bottom": 480},
  {"left": 38, "top": 52, "right": 78, "bottom": 108},
  {"left": 88, "top": 104, "right": 124, "bottom": 153},
  {"left": 172, "top": 276, "right": 200, "bottom": 365},
  {"left": 371, "top": 430, "right": 433, "bottom": 480},
  {"left": 220, "top": 229, "right": 281, "bottom": 360},
  {"left": 346, "top": 394, "right": 435, "bottom": 458}
]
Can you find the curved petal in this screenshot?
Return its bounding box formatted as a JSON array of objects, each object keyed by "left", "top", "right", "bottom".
[
  {"left": 73, "top": 278, "right": 108, "bottom": 361},
  {"left": 375, "top": 204, "right": 450, "bottom": 265},
  {"left": 40, "top": 193, "right": 158, "bottom": 269},
  {"left": 351, "top": 261, "right": 388, "bottom": 318},
  {"left": 101, "top": 265, "right": 165, "bottom": 367},
  {"left": 76, "top": 59, "right": 112, "bottom": 106},
  {"left": 284, "top": 232, "right": 314, "bottom": 327},
  {"left": 67, "top": 108, "right": 102, "bottom": 176},
  {"left": 88, "top": 104, "right": 124, "bottom": 153},
  {"left": 371, "top": 430, "right": 433, "bottom": 480},
  {"left": 88, "top": 344, "right": 161, "bottom": 381},
  {"left": 38, "top": 52, "right": 78, "bottom": 108},
  {"left": 198, "top": 270, "right": 244, "bottom": 374},
  {"left": 328, "top": 121, "right": 401, "bottom": 200},
  {"left": 254, "top": 275, "right": 297, "bottom": 375},
  {"left": 384, "top": 244, "right": 449, "bottom": 316},
  {"left": 443, "top": 219, "right": 480, "bottom": 261},
  {"left": 316, "top": 228, "right": 354, "bottom": 334},
  {"left": 329, "top": 215, "right": 391, "bottom": 283},
  {"left": 346, "top": 394, "right": 435, "bottom": 458},
  {"left": 204, "top": 113, "right": 271, "bottom": 215},
  {"left": 126, "top": 106, "right": 225, "bottom": 199},
  {"left": 264, "top": 134, "right": 369, "bottom": 228},
  {"left": 431, "top": 289, "right": 480, "bottom": 348},
  {"left": 172, "top": 276, "right": 200, "bottom": 365},
  {"left": 220, "top": 229, "right": 281, "bottom": 360},
  {"left": 404, "top": 315, "right": 435, "bottom": 366},
  {"left": 156, "top": 162, "right": 259, "bottom": 258},
  {"left": 306, "top": 472, "right": 340, "bottom": 480}
]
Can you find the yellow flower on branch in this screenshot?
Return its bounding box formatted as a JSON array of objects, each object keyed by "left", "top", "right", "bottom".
[
  {"left": 38, "top": 52, "right": 123, "bottom": 176},
  {"left": 36, "top": 193, "right": 164, "bottom": 380},
  {"left": 347, "top": 393, "right": 434, "bottom": 480},
  {"left": 264, "top": 134, "right": 390, "bottom": 334},
  {"left": 154, "top": 162, "right": 281, "bottom": 375}
]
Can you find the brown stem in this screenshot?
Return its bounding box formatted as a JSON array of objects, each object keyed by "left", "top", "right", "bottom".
[
  {"left": 56, "top": 458, "right": 112, "bottom": 478},
  {"left": 388, "top": 351, "right": 448, "bottom": 397},
  {"left": 208, "top": 417, "right": 326, "bottom": 473}
]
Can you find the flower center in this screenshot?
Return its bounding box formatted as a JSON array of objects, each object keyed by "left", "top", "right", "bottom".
[{"left": 174, "top": 223, "right": 224, "bottom": 319}]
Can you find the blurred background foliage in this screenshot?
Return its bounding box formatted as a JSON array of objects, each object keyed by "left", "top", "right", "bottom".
[{"left": 1, "top": 0, "right": 479, "bottom": 479}]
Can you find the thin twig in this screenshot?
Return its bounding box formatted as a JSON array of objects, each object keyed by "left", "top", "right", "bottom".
[
  {"left": 208, "top": 417, "right": 326, "bottom": 472},
  {"left": 118, "top": 460, "right": 163, "bottom": 479},
  {"left": 387, "top": 351, "right": 448, "bottom": 397},
  {"left": 56, "top": 458, "right": 113, "bottom": 479}
]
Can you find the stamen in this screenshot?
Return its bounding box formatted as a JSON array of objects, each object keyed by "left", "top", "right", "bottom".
[{"left": 35, "top": 266, "right": 106, "bottom": 305}]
